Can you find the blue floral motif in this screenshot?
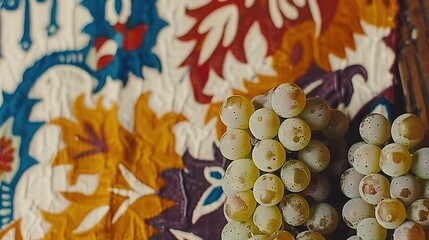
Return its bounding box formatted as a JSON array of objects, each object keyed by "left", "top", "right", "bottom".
[
  {"left": 81, "top": 0, "right": 167, "bottom": 87},
  {"left": 191, "top": 166, "right": 225, "bottom": 223},
  {"left": 0, "top": 3, "right": 168, "bottom": 217},
  {"left": 0, "top": 0, "right": 167, "bottom": 90}
]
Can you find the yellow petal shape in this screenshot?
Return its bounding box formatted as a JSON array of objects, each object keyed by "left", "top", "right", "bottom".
[
  {"left": 42, "top": 93, "right": 186, "bottom": 239},
  {"left": 357, "top": 0, "right": 398, "bottom": 27}
]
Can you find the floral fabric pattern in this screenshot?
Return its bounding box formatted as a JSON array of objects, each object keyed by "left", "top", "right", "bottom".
[{"left": 0, "top": 0, "right": 398, "bottom": 239}]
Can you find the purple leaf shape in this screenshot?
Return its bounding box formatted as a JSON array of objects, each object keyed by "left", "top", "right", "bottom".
[
  {"left": 74, "top": 124, "right": 108, "bottom": 159},
  {"left": 297, "top": 64, "right": 368, "bottom": 108},
  {"left": 148, "top": 169, "right": 188, "bottom": 230},
  {"left": 149, "top": 144, "right": 227, "bottom": 240}
]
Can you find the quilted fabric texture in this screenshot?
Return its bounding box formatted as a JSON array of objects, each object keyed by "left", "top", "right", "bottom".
[{"left": 0, "top": 0, "right": 399, "bottom": 239}]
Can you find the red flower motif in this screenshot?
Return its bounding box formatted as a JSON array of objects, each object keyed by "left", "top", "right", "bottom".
[
  {"left": 93, "top": 23, "right": 148, "bottom": 70},
  {"left": 0, "top": 137, "right": 15, "bottom": 173},
  {"left": 179, "top": 1, "right": 313, "bottom": 104},
  {"left": 113, "top": 23, "right": 148, "bottom": 51}
]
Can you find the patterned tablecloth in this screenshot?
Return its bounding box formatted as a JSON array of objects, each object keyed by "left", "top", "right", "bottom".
[{"left": 0, "top": 0, "right": 400, "bottom": 239}]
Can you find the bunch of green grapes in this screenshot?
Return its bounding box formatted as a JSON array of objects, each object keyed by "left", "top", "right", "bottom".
[
  {"left": 219, "top": 83, "right": 349, "bottom": 240},
  {"left": 341, "top": 112, "right": 428, "bottom": 239}
]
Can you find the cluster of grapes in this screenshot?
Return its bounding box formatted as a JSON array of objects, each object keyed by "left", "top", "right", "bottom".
[
  {"left": 340, "top": 112, "right": 428, "bottom": 239},
  {"left": 219, "top": 83, "right": 350, "bottom": 240}
]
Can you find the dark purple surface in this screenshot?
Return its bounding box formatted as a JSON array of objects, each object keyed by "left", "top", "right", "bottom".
[{"left": 149, "top": 144, "right": 227, "bottom": 240}]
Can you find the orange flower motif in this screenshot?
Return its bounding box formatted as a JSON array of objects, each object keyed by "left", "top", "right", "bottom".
[
  {"left": 39, "top": 93, "right": 186, "bottom": 239},
  {"left": 315, "top": 0, "right": 365, "bottom": 70},
  {"left": 271, "top": 0, "right": 397, "bottom": 81},
  {"left": 357, "top": 0, "right": 398, "bottom": 27},
  {"left": 272, "top": 0, "right": 365, "bottom": 80},
  {"left": 272, "top": 21, "right": 316, "bottom": 82}
]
